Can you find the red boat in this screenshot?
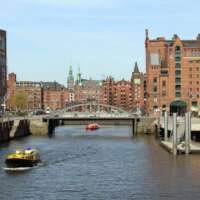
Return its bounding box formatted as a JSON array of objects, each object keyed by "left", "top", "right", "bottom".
[{"left": 86, "top": 123, "right": 100, "bottom": 131}]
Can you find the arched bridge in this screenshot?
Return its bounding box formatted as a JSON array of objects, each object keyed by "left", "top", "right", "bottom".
[
  {"left": 53, "top": 103, "right": 132, "bottom": 118},
  {"left": 65, "top": 102, "right": 129, "bottom": 113},
  {"left": 43, "top": 103, "right": 141, "bottom": 135}
]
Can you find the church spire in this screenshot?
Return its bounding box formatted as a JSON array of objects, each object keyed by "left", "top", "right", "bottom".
[
  {"left": 67, "top": 65, "right": 74, "bottom": 89},
  {"left": 76, "top": 67, "right": 82, "bottom": 85},
  {"left": 134, "top": 62, "right": 140, "bottom": 74}
]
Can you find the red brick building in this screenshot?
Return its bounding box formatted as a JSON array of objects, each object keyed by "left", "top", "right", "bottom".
[
  {"left": 131, "top": 62, "right": 145, "bottom": 111},
  {"left": 100, "top": 77, "right": 133, "bottom": 111},
  {"left": 146, "top": 30, "right": 200, "bottom": 115},
  {"left": 113, "top": 79, "right": 134, "bottom": 111},
  {"left": 74, "top": 79, "right": 101, "bottom": 103},
  {"left": 100, "top": 76, "right": 115, "bottom": 106},
  {"left": 15, "top": 81, "right": 42, "bottom": 111},
  {"left": 42, "top": 82, "right": 69, "bottom": 110},
  {"left": 7, "top": 73, "right": 16, "bottom": 104},
  {"left": 7, "top": 73, "right": 69, "bottom": 111}
]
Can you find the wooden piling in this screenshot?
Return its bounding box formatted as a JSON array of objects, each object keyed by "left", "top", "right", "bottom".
[
  {"left": 172, "top": 113, "right": 177, "bottom": 155},
  {"left": 164, "top": 112, "right": 168, "bottom": 141}
]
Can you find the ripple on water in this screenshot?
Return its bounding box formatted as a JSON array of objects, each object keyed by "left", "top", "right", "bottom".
[{"left": 1, "top": 126, "right": 200, "bottom": 200}]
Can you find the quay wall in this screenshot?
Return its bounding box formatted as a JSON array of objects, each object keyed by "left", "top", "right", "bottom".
[
  {"left": 0, "top": 116, "right": 157, "bottom": 143},
  {"left": 29, "top": 119, "right": 48, "bottom": 136},
  {"left": 0, "top": 121, "right": 13, "bottom": 143},
  {"left": 136, "top": 117, "right": 156, "bottom": 134},
  {"left": 0, "top": 119, "right": 30, "bottom": 143}
]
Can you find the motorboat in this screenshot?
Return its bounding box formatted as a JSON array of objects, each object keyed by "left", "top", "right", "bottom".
[
  {"left": 86, "top": 123, "right": 100, "bottom": 131},
  {"left": 4, "top": 148, "right": 41, "bottom": 170}
]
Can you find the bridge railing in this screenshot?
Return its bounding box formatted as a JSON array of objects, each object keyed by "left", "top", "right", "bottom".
[{"left": 47, "top": 110, "right": 137, "bottom": 119}]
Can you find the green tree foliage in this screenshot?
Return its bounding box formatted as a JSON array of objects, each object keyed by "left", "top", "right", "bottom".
[{"left": 10, "top": 90, "right": 28, "bottom": 111}]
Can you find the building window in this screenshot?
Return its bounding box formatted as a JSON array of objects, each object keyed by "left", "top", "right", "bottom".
[
  {"left": 175, "top": 91, "right": 181, "bottom": 97},
  {"left": 162, "top": 91, "right": 166, "bottom": 96},
  {"left": 161, "top": 70, "right": 168, "bottom": 76},
  {"left": 151, "top": 53, "right": 160, "bottom": 65},
  {"left": 176, "top": 63, "right": 181, "bottom": 69},
  {"left": 153, "top": 77, "right": 157, "bottom": 83},
  {"left": 175, "top": 85, "right": 181, "bottom": 90},
  {"left": 189, "top": 67, "right": 192, "bottom": 72},
  {"left": 197, "top": 74, "right": 199, "bottom": 78},
  {"left": 189, "top": 74, "right": 192, "bottom": 78},
  {"left": 175, "top": 70, "right": 181, "bottom": 76},
  {"left": 162, "top": 80, "right": 166, "bottom": 87},
  {"left": 176, "top": 78, "right": 181, "bottom": 84},
  {"left": 153, "top": 86, "right": 157, "bottom": 92},
  {"left": 175, "top": 57, "right": 181, "bottom": 62},
  {"left": 175, "top": 46, "right": 181, "bottom": 51},
  {"left": 192, "top": 101, "right": 198, "bottom": 108},
  {"left": 153, "top": 106, "right": 158, "bottom": 112}
]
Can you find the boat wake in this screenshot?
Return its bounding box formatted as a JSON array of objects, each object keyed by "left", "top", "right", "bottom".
[{"left": 2, "top": 162, "right": 43, "bottom": 172}]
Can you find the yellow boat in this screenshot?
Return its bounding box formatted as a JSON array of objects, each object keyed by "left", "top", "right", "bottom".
[{"left": 5, "top": 148, "right": 41, "bottom": 169}]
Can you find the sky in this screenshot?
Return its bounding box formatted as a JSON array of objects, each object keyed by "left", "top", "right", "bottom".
[{"left": 1, "top": 0, "right": 200, "bottom": 85}]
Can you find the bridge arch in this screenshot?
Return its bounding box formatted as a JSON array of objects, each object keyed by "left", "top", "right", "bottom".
[{"left": 64, "top": 103, "right": 129, "bottom": 114}]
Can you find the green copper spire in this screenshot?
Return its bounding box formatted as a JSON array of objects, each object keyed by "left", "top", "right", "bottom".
[
  {"left": 67, "top": 65, "right": 74, "bottom": 89},
  {"left": 77, "top": 67, "right": 82, "bottom": 85},
  {"left": 69, "top": 65, "right": 73, "bottom": 76}
]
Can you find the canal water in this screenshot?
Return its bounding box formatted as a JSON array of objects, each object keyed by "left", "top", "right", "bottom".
[{"left": 1, "top": 126, "right": 200, "bottom": 200}]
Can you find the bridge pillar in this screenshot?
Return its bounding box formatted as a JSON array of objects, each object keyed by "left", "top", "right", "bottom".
[{"left": 132, "top": 119, "right": 135, "bottom": 136}]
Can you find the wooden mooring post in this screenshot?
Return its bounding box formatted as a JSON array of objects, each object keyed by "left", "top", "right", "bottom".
[
  {"left": 172, "top": 113, "right": 177, "bottom": 155},
  {"left": 164, "top": 112, "right": 168, "bottom": 141},
  {"left": 185, "top": 112, "right": 191, "bottom": 154}
]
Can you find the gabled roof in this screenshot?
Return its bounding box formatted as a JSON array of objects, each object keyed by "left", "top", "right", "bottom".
[
  {"left": 182, "top": 40, "right": 200, "bottom": 48},
  {"left": 42, "top": 81, "right": 66, "bottom": 91}
]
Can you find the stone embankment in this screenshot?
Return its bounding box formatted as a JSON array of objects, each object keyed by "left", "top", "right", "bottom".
[
  {"left": 136, "top": 117, "right": 156, "bottom": 134},
  {"left": 0, "top": 117, "right": 48, "bottom": 143},
  {"left": 0, "top": 116, "right": 156, "bottom": 144},
  {"left": 0, "top": 119, "right": 30, "bottom": 143},
  {"left": 0, "top": 120, "right": 13, "bottom": 142},
  {"left": 29, "top": 119, "right": 48, "bottom": 136}
]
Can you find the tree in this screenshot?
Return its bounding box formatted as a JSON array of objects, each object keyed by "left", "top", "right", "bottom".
[{"left": 10, "top": 90, "right": 28, "bottom": 111}]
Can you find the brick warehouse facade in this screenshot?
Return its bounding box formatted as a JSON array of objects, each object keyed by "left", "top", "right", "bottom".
[
  {"left": 100, "top": 77, "right": 134, "bottom": 112},
  {"left": 0, "top": 29, "right": 7, "bottom": 111},
  {"left": 146, "top": 30, "right": 200, "bottom": 115},
  {"left": 7, "top": 73, "right": 69, "bottom": 111}
]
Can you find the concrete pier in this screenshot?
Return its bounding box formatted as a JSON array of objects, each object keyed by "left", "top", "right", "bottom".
[{"left": 160, "top": 112, "right": 200, "bottom": 155}]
